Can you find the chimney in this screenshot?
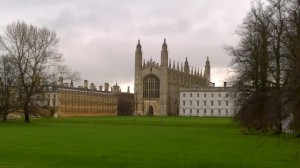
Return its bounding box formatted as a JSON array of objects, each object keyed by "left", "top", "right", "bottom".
[
  {"left": 84, "top": 80, "right": 88, "bottom": 89},
  {"left": 99, "top": 86, "right": 103, "bottom": 91},
  {"left": 70, "top": 80, "right": 74, "bottom": 87},
  {"left": 224, "top": 82, "right": 227, "bottom": 88},
  {"left": 104, "top": 83, "right": 109, "bottom": 92},
  {"left": 90, "top": 83, "right": 95, "bottom": 90},
  {"left": 59, "top": 77, "right": 63, "bottom": 86},
  {"left": 127, "top": 86, "right": 130, "bottom": 93}
]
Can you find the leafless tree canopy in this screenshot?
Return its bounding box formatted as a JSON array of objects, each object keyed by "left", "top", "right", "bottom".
[
  {"left": 0, "top": 55, "right": 19, "bottom": 121},
  {"left": 226, "top": 0, "right": 300, "bottom": 134},
  {"left": 0, "top": 21, "right": 78, "bottom": 122}
]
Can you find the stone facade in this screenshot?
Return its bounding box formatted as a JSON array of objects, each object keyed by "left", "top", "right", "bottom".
[
  {"left": 134, "top": 39, "right": 210, "bottom": 116},
  {"left": 33, "top": 79, "right": 133, "bottom": 117},
  {"left": 179, "top": 83, "right": 239, "bottom": 117}
]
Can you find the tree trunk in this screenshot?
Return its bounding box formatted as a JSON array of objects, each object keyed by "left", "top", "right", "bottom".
[
  {"left": 276, "top": 121, "right": 282, "bottom": 134},
  {"left": 24, "top": 104, "right": 30, "bottom": 123},
  {"left": 2, "top": 113, "right": 7, "bottom": 122}
]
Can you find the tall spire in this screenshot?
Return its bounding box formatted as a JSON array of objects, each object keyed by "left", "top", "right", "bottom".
[
  {"left": 184, "top": 57, "right": 190, "bottom": 73},
  {"left": 136, "top": 39, "right": 142, "bottom": 50},
  {"left": 162, "top": 38, "right": 167, "bottom": 51},
  {"left": 204, "top": 56, "right": 210, "bottom": 81},
  {"left": 161, "top": 38, "right": 168, "bottom": 67},
  {"left": 135, "top": 39, "right": 143, "bottom": 68}
]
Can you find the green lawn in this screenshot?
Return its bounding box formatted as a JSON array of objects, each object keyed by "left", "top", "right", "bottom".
[{"left": 0, "top": 117, "right": 299, "bottom": 168}]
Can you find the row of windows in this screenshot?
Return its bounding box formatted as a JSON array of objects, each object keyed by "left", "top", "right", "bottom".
[
  {"left": 183, "top": 92, "right": 235, "bottom": 98},
  {"left": 182, "top": 100, "right": 231, "bottom": 106},
  {"left": 60, "top": 94, "right": 115, "bottom": 102},
  {"left": 36, "top": 94, "right": 56, "bottom": 100},
  {"left": 47, "top": 100, "right": 56, "bottom": 107},
  {"left": 60, "top": 108, "right": 116, "bottom": 114},
  {"left": 60, "top": 101, "right": 116, "bottom": 109},
  {"left": 182, "top": 109, "right": 237, "bottom": 114},
  {"left": 42, "top": 94, "right": 116, "bottom": 103}
]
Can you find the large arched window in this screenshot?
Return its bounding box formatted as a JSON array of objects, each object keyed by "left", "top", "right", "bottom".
[{"left": 143, "top": 75, "right": 160, "bottom": 98}]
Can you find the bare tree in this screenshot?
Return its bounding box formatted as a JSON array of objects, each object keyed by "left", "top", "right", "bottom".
[
  {"left": 0, "top": 21, "right": 78, "bottom": 122},
  {"left": 227, "top": 0, "right": 300, "bottom": 133},
  {"left": 225, "top": 0, "right": 274, "bottom": 131},
  {"left": 0, "top": 55, "right": 19, "bottom": 122},
  {"left": 283, "top": 0, "right": 300, "bottom": 133}
]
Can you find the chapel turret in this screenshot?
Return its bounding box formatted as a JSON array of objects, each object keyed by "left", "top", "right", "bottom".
[
  {"left": 135, "top": 39, "right": 142, "bottom": 67},
  {"left": 161, "top": 38, "right": 168, "bottom": 66},
  {"left": 204, "top": 57, "right": 210, "bottom": 81}
]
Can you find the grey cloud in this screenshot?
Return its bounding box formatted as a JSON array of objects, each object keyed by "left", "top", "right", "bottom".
[{"left": 0, "top": 0, "right": 252, "bottom": 88}]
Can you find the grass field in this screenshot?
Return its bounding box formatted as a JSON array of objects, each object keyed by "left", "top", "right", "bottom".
[{"left": 0, "top": 117, "right": 299, "bottom": 168}]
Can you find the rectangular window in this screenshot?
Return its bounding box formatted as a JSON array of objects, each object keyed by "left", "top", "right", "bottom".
[
  {"left": 183, "top": 109, "right": 185, "bottom": 113},
  {"left": 183, "top": 93, "right": 185, "bottom": 97},
  {"left": 218, "top": 100, "right": 221, "bottom": 106},
  {"left": 197, "top": 101, "right": 199, "bottom": 106},
  {"left": 197, "top": 93, "right": 199, "bottom": 97},
  {"left": 226, "top": 93, "right": 229, "bottom": 98},
  {"left": 197, "top": 109, "right": 199, "bottom": 113},
  {"left": 190, "top": 109, "right": 192, "bottom": 113},
  {"left": 219, "top": 93, "right": 221, "bottom": 97},
  {"left": 204, "top": 109, "right": 206, "bottom": 113},
  {"left": 211, "top": 101, "right": 214, "bottom": 106},
  {"left": 204, "top": 101, "right": 206, "bottom": 106},
  {"left": 204, "top": 93, "right": 206, "bottom": 97},
  {"left": 190, "top": 93, "right": 192, "bottom": 97},
  {"left": 211, "top": 93, "right": 214, "bottom": 98},
  {"left": 226, "top": 101, "right": 228, "bottom": 106},
  {"left": 211, "top": 109, "right": 213, "bottom": 114},
  {"left": 183, "top": 101, "right": 185, "bottom": 106},
  {"left": 54, "top": 94, "right": 56, "bottom": 98},
  {"left": 190, "top": 101, "right": 192, "bottom": 106}
]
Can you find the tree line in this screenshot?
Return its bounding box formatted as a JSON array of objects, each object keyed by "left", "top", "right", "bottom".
[
  {"left": 226, "top": 0, "right": 300, "bottom": 134},
  {"left": 0, "top": 21, "right": 78, "bottom": 122}
]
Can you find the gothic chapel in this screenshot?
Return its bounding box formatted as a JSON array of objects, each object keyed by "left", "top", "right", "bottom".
[{"left": 134, "top": 39, "right": 210, "bottom": 116}]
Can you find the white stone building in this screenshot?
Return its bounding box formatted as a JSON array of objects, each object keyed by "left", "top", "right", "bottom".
[{"left": 179, "top": 83, "right": 239, "bottom": 117}]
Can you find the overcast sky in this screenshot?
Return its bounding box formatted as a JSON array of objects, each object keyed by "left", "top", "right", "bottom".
[{"left": 0, "top": 0, "right": 252, "bottom": 92}]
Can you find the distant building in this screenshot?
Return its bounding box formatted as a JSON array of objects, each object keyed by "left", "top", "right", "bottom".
[
  {"left": 134, "top": 39, "right": 210, "bottom": 116},
  {"left": 33, "top": 78, "right": 134, "bottom": 117},
  {"left": 111, "top": 83, "right": 134, "bottom": 116},
  {"left": 179, "top": 82, "right": 239, "bottom": 117}
]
